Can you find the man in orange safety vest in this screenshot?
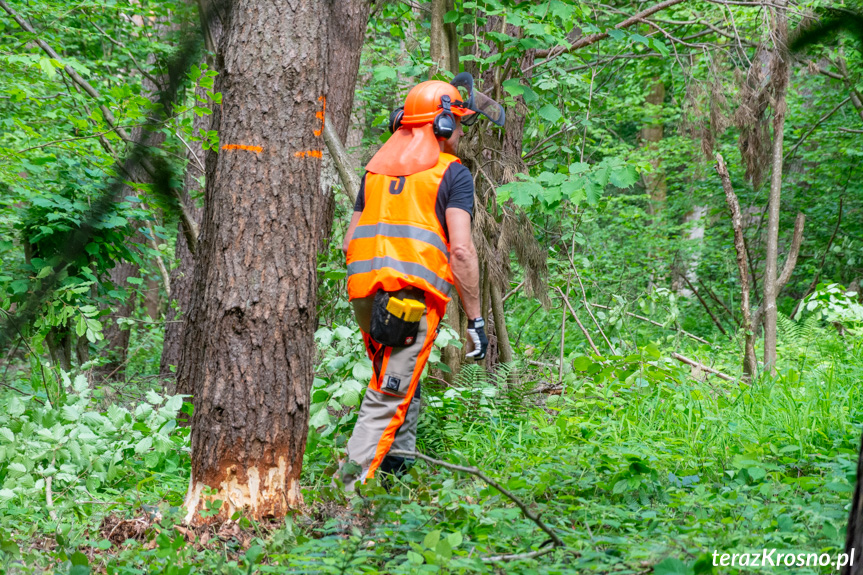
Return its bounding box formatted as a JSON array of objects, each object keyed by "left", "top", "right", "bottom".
[{"left": 340, "top": 73, "right": 505, "bottom": 489}]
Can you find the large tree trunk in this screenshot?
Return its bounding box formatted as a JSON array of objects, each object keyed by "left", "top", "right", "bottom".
[
  {"left": 179, "top": 0, "right": 327, "bottom": 525},
  {"left": 762, "top": 0, "right": 789, "bottom": 371}
]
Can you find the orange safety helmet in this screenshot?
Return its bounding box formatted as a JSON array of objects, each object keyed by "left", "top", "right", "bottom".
[
  {"left": 367, "top": 74, "right": 505, "bottom": 177},
  {"left": 399, "top": 80, "right": 476, "bottom": 126}
]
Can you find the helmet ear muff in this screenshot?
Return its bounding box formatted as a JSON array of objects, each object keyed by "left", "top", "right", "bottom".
[
  {"left": 433, "top": 95, "right": 456, "bottom": 139},
  {"left": 388, "top": 106, "right": 405, "bottom": 133}
]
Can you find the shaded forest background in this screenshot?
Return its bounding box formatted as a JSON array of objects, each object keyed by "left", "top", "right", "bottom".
[{"left": 0, "top": 0, "right": 862, "bottom": 573}]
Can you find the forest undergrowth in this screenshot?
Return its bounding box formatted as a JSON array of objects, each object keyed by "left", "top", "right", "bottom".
[{"left": 0, "top": 310, "right": 860, "bottom": 575}]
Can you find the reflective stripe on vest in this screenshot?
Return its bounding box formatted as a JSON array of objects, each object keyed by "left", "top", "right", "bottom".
[
  {"left": 347, "top": 256, "right": 453, "bottom": 296},
  {"left": 350, "top": 223, "right": 449, "bottom": 259}
]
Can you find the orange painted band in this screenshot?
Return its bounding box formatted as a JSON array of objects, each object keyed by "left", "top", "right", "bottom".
[{"left": 222, "top": 144, "right": 263, "bottom": 153}]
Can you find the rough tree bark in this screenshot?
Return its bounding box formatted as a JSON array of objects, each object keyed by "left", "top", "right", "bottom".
[
  {"left": 762, "top": 0, "right": 790, "bottom": 371},
  {"left": 430, "top": 0, "right": 459, "bottom": 77},
  {"left": 178, "top": 1, "right": 327, "bottom": 524}
]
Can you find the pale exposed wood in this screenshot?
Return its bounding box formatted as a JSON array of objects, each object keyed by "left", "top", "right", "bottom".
[{"left": 323, "top": 112, "right": 360, "bottom": 204}]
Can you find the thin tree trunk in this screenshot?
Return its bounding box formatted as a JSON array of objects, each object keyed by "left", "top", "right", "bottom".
[
  {"left": 642, "top": 78, "right": 667, "bottom": 214},
  {"left": 430, "top": 0, "right": 458, "bottom": 77},
  {"left": 428, "top": 3, "right": 465, "bottom": 381},
  {"left": 762, "top": 0, "right": 789, "bottom": 372},
  {"left": 716, "top": 153, "right": 757, "bottom": 377},
  {"left": 97, "top": 261, "right": 137, "bottom": 380},
  {"left": 179, "top": 0, "right": 327, "bottom": 525},
  {"left": 317, "top": 0, "right": 372, "bottom": 244},
  {"left": 490, "top": 282, "right": 513, "bottom": 363}
]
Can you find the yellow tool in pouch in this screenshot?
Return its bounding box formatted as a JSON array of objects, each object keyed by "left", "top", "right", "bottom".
[{"left": 386, "top": 297, "right": 426, "bottom": 322}]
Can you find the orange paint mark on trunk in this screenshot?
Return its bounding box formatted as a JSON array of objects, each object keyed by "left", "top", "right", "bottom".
[
  {"left": 294, "top": 150, "right": 323, "bottom": 159},
  {"left": 222, "top": 144, "right": 263, "bottom": 153},
  {"left": 314, "top": 96, "right": 327, "bottom": 137}
]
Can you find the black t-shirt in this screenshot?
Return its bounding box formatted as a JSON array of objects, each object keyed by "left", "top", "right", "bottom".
[{"left": 353, "top": 162, "right": 474, "bottom": 241}]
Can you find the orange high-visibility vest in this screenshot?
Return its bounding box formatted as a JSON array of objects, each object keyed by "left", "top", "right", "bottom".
[{"left": 346, "top": 153, "right": 459, "bottom": 306}]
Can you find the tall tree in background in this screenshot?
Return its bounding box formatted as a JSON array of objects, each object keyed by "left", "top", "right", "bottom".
[
  {"left": 160, "top": 0, "right": 223, "bottom": 384},
  {"left": 761, "top": 0, "right": 790, "bottom": 371},
  {"left": 178, "top": 0, "right": 328, "bottom": 524}
]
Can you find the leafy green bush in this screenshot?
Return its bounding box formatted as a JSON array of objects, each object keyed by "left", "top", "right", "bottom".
[{"left": 0, "top": 374, "right": 187, "bottom": 512}]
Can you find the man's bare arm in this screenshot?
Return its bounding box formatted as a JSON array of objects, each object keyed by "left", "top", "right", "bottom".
[
  {"left": 342, "top": 211, "right": 363, "bottom": 256},
  {"left": 445, "top": 207, "right": 481, "bottom": 319}
]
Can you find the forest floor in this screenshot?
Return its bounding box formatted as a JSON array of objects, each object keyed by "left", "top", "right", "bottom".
[{"left": 0, "top": 321, "right": 860, "bottom": 574}]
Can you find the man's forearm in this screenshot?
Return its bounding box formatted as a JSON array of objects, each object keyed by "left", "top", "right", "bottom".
[{"left": 450, "top": 247, "right": 481, "bottom": 319}]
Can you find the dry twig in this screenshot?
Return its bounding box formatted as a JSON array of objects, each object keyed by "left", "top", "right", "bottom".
[
  {"left": 389, "top": 450, "right": 564, "bottom": 562},
  {"left": 671, "top": 352, "right": 734, "bottom": 381}
]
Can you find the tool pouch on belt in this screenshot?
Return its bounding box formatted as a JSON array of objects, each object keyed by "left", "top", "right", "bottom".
[{"left": 370, "top": 290, "right": 425, "bottom": 347}]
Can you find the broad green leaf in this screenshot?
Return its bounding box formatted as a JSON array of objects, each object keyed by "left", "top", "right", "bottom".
[
  {"left": 39, "top": 57, "right": 56, "bottom": 77},
  {"left": 8, "top": 397, "right": 24, "bottom": 417},
  {"left": 135, "top": 436, "right": 153, "bottom": 454},
  {"left": 352, "top": 359, "right": 373, "bottom": 380},
  {"left": 309, "top": 407, "right": 330, "bottom": 428},
  {"left": 146, "top": 389, "right": 163, "bottom": 405},
  {"left": 537, "top": 103, "right": 562, "bottom": 124},
  {"left": 423, "top": 530, "right": 441, "bottom": 550},
  {"left": 0, "top": 428, "right": 13, "bottom": 442},
  {"left": 373, "top": 66, "right": 397, "bottom": 81},
  {"left": 610, "top": 165, "right": 639, "bottom": 188}
]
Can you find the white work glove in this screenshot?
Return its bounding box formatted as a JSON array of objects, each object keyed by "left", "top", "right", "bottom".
[{"left": 465, "top": 317, "right": 488, "bottom": 360}]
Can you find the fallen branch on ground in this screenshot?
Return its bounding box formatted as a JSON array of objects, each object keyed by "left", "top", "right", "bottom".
[
  {"left": 671, "top": 352, "right": 734, "bottom": 381},
  {"left": 389, "top": 449, "right": 564, "bottom": 562},
  {"left": 588, "top": 303, "right": 711, "bottom": 345},
  {"left": 554, "top": 287, "right": 602, "bottom": 356}
]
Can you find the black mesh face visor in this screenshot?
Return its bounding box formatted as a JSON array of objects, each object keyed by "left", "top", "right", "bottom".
[{"left": 451, "top": 72, "right": 506, "bottom": 128}]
